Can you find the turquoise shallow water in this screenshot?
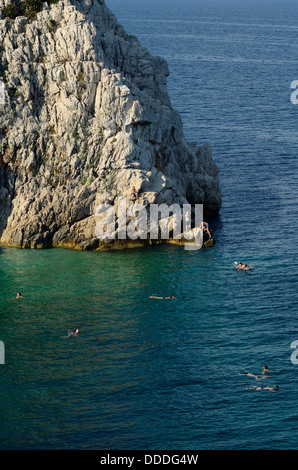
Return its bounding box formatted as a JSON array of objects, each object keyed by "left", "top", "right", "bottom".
[
  {"left": 1, "top": 0, "right": 298, "bottom": 449},
  {"left": 0, "top": 242, "right": 297, "bottom": 449}
]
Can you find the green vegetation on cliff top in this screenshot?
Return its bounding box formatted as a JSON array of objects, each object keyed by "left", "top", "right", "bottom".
[{"left": 2, "top": 0, "right": 60, "bottom": 20}]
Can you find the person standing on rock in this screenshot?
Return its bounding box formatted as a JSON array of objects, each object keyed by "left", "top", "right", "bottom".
[
  {"left": 130, "top": 186, "right": 138, "bottom": 201},
  {"left": 185, "top": 210, "right": 191, "bottom": 231},
  {"left": 200, "top": 221, "right": 211, "bottom": 239}
]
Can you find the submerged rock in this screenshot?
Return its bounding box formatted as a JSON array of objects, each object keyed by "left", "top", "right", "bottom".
[{"left": 0, "top": 0, "right": 222, "bottom": 250}]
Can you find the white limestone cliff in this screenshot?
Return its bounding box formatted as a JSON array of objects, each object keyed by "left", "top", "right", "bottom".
[{"left": 0, "top": 0, "right": 222, "bottom": 249}]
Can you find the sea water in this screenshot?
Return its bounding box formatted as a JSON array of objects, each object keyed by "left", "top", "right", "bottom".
[{"left": 1, "top": 0, "right": 298, "bottom": 449}]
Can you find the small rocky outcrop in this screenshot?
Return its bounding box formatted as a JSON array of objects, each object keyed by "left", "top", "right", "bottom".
[{"left": 0, "top": 0, "right": 222, "bottom": 250}]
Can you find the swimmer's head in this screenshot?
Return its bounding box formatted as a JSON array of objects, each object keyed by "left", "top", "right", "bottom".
[
  {"left": 244, "top": 371, "right": 248, "bottom": 375},
  {"left": 170, "top": 295, "right": 174, "bottom": 299},
  {"left": 274, "top": 385, "right": 279, "bottom": 391}
]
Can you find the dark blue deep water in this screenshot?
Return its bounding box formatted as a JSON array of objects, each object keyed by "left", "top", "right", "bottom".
[{"left": 1, "top": 0, "right": 298, "bottom": 450}]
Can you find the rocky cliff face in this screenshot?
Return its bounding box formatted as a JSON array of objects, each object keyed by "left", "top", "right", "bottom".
[{"left": 0, "top": 0, "right": 222, "bottom": 249}]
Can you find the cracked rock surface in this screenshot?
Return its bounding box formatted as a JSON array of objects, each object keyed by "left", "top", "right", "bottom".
[{"left": 0, "top": 0, "right": 222, "bottom": 249}]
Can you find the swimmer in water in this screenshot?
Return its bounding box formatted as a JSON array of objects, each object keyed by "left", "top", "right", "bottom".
[
  {"left": 235, "top": 262, "right": 243, "bottom": 270},
  {"left": 249, "top": 385, "right": 279, "bottom": 392},
  {"left": 243, "top": 371, "right": 259, "bottom": 379},
  {"left": 262, "top": 365, "right": 270, "bottom": 374},
  {"left": 264, "top": 385, "right": 279, "bottom": 391},
  {"left": 243, "top": 371, "right": 266, "bottom": 380},
  {"left": 16, "top": 292, "right": 23, "bottom": 299},
  {"left": 150, "top": 295, "right": 175, "bottom": 299},
  {"left": 236, "top": 262, "right": 254, "bottom": 271},
  {"left": 68, "top": 328, "right": 79, "bottom": 336}
]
